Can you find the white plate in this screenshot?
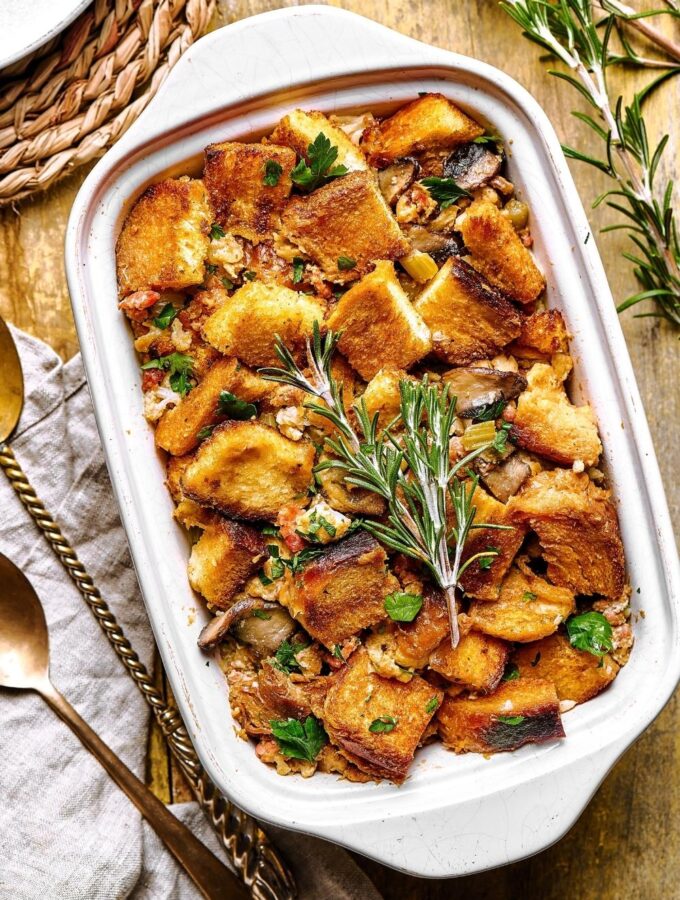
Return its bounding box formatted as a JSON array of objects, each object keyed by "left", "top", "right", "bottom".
[
  {"left": 65, "top": 6, "right": 680, "bottom": 878},
  {"left": 0, "top": 0, "right": 91, "bottom": 70}
]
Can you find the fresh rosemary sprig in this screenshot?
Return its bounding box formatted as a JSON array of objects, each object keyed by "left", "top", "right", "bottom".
[
  {"left": 259, "top": 324, "right": 510, "bottom": 646},
  {"left": 501, "top": 0, "right": 680, "bottom": 325}
]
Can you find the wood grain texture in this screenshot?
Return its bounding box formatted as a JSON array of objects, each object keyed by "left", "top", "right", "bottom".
[{"left": 1, "top": 1, "right": 678, "bottom": 897}]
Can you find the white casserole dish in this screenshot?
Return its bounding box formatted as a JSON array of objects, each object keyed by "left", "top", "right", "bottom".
[{"left": 65, "top": 6, "right": 680, "bottom": 878}]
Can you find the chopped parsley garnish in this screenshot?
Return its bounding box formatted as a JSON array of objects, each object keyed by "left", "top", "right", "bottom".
[
  {"left": 217, "top": 390, "right": 257, "bottom": 420},
  {"left": 425, "top": 696, "right": 440, "bottom": 714},
  {"left": 221, "top": 277, "right": 234, "bottom": 291},
  {"left": 497, "top": 715, "right": 525, "bottom": 726},
  {"left": 141, "top": 352, "right": 195, "bottom": 396},
  {"left": 287, "top": 547, "right": 325, "bottom": 572},
  {"left": 332, "top": 644, "right": 344, "bottom": 661},
  {"left": 290, "top": 132, "right": 348, "bottom": 192},
  {"left": 566, "top": 611, "right": 614, "bottom": 658},
  {"left": 369, "top": 716, "right": 398, "bottom": 734},
  {"left": 196, "top": 426, "right": 214, "bottom": 441},
  {"left": 337, "top": 255, "right": 357, "bottom": 271},
  {"left": 475, "top": 399, "right": 507, "bottom": 422},
  {"left": 270, "top": 716, "right": 327, "bottom": 762},
  {"left": 478, "top": 547, "right": 499, "bottom": 571},
  {"left": 206, "top": 263, "right": 218, "bottom": 275},
  {"left": 252, "top": 609, "right": 272, "bottom": 620},
  {"left": 420, "top": 176, "right": 470, "bottom": 208},
  {"left": 273, "top": 639, "right": 306, "bottom": 675},
  {"left": 492, "top": 421, "right": 513, "bottom": 453},
  {"left": 473, "top": 134, "right": 502, "bottom": 146},
  {"left": 152, "top": 303, "right": 180, "bottom": 330},
  {"left": 502, "top": 663, "right": 520, "bottom": 681},
  {"left": 384, "top": 591, "right": 423, "bottom": 623},
  {"left": 522, "top": 591, "right": 538, "bottom": 603},
  {"left": 292, "top": 257, "right": 305, "bottom": 284},
  {"left": 243, "top": 270, "right": 257, "bottom": 281},
  {"left": 297, "top": 510, "right": 336, "bottom": 542},
  {"left": 210, "top": 222, "right": 226, "bottom": 240},
  {"left": 263, "top": 159, "right": 283, "bottom": 186}
]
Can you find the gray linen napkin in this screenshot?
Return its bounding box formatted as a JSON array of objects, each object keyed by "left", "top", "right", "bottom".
[{"left": 0, "top": 327, "right": 381, "bottom": 900}]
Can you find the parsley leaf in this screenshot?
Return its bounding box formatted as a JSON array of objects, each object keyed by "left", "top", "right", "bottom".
[
  {"left": 566, "top": 611, "right": 613, "bottom": 657},
  {"left": 332, "top": 644, "right": 344, "bottom": 661},
  {"left": 263, "top": 160, "right": 283, "bottom": 186},
  {"left": 273, "top": 639, "right": 306, "bottom": 674},
  {"left": 492, "top": 421, "right": 513, "bottom": 453},
  {"left": 141, "top": 353, "right": 195, "bottom": 396},
  {"left": 292, "top": 257, "right": 305, "bottom": 284},
  {"left": 384, "top": 591, "right": 423, "bottom": 623},
  {"left": 252, "top": 609, "right": 272, "bottom": 620},
  {"left": 290, "top": 132, "right": 348, "bottom": 192},
  {"left": 369, "top": 716, "right": 398, "bottom": 734},
  {"left": 474, "top": 399, "right": 507, "bottom": 422},
  {"left": 420, "top": 176, "right": 470, "bottom": 208},
  {"left": 196, "top": 426, "right": 214, "bottom": 441},
  {"left": 210, "top": 222, "right": 226, "bottom": 240},
  {"left": 473, "top": 134, "right": 502, "bottom": 146},
  {"left": 206, "top": 263, "right": 218, "bottom": 275},
  {"left": 497, "top": 715, "right": 525, "bottom": 725},
  {"left": 425, "top": 696, "right": 440, "bottom": 714},
  {"left": 287, "top": 547, "right": 325, "bottom": 573},
  {"left": 152, "top": 303, "right": 180, "bottom": 329},
  {"left": 502, "top": 663, "right": 520, "bottom": 681},
  {"left": 217, "top": 390, "right": 257, "bottom": 420},
  {"left": 522, "top": 591, "right": 538, "bottom": 603},
  {"left": 478, "top": 547, "right": 499, "bottom": 571},
  {"left": 221, "top": 276, "right": 234, "bottom": 291},
  {"left": 243, "top": 270, "right": 256, "bottom": 282},
  {"left": 270, "top": 716, "right": 327, "bottom": 762},
  {"left": 337, "top": 255, "right": 357, "bottom": 271}
]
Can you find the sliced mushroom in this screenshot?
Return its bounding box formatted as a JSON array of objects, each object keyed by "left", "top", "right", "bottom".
[
  {"left": 405, "top": 225, "right": 464, "bottom": 261},
  {"left": 197, "top": 596, "right": 295, "bottom": 651},
  {"left": 443, "top": 367, "right": 527, "bottom": 418},
  {"left": 443, "top": 143, "right": 503, "bottom": 192},
  {"left": 481, "top": 451, "right": 533, "bottom": 503},
  {"left": 378, "top": 157, "right": 420, "bottom": 206}
]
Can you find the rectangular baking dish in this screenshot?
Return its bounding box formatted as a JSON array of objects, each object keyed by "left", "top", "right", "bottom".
[{"left": 65, "top": 6, "right": 680, "bottom": 877}]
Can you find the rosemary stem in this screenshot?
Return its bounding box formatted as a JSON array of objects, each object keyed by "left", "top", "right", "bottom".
[{"left": 597, "top": 0, "right": 680, "bottom": 64}]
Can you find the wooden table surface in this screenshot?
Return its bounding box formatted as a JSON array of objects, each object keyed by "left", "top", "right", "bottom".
[{"left": 1, "top": 1, "right": 678, "bottom": 897}]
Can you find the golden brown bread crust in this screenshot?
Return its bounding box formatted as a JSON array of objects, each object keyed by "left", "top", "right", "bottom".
[
  {"left": 360, "top": 93, "right": 484, "bottom": 166},
  {"left": 270, "top": 109, "right": 368, "bottom": 171},
  {"left": 204, "top": 142, "right": 296, "bottom": 242},
  {"left": 513, "top": 633, "right": 619, "bottom": 704},
  {"left": 510, "top": 362, "right": 602, "bottom": 467},
  {"left": 360, "top": 367, "right": 410, "bottom": 430},
  {"left": 509, "top": 309, "right": 570, "bottom": 358},
  {"left": 429, "top": 630, "right": 509, "bottom": 692},
  {"left": 326, "top": 261, "right": 432, "bottom": 379},
  {"left": 413, "top": 257, "right": 522, "bottom": 365},
  {"left": 469, "top": 565, "right": 575, "bottom": 643},
  {"left": 394, "top": 586, "right": 450, "bottom": 669},
  {"left": 509, "top": 469, "right": 626, "bottom": 599},
  {"left": 437, "top": 677, "right": 564, "bottom": 753},
  {"left": 315, "top": 456, "right": 386, "bottom": 516},
  {"left": 282, "top": 171, "right": 409, "bottom": 282},
  {"left": 323, "top": 647, "right": 443, "bottom": 782},
  {"left": 281, "top": 531, "right": 398, "bottom": 648},
  {"left": 116, "top": 178, "right": 211, "bottom": 295},
  {"left": 182, "top": 421, "right": 314, "bottom": 521},
  {"left": 188, "top": 518, "right": 268, "bottom": 609},
  {"left": 457, "top": 200, "right": 545, "bottom": 304}
]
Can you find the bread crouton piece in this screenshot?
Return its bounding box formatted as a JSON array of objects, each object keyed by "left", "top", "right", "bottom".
[
  {"left": 202, "top": 281, "right": 326, "bottom": 367},
  {"left": 315, "top": 454, "right": 386, "bottom": 517},
  {"left": 155, "top": 358, "right": 270, "bottom": 457},
  {"left": 203, "top": 142, "right": 296, "bottom": 243},
  {"left": 413, "top": 257, "right": 522, "bottom": 365},
  {"left": 280, "top": 531, "right": 399, "bottom": 647},
  {"left": 360, "top": 93, "right": 483, "bottom": 166},
  {"left": 361, "top": 367, "right": 411, "bottom": 430},
  {"left": 509, "top": 309, "right": 570, "bottom": 359},
  {"left": 182, "top": 421, "right": 314, "bottom": 521},
  {"left": 326, "top": 261, "right": 431, "bottom": 379},
  {"left": 282, "top": 171, "right": 409, "bottom": 283},
  {"left": 165, "top": 454, "right": 215, "bottom": 529},
  {"left": 457, "top": 200, "right": 545, "bottom": 304},
  {"left": 456, "top": 484, "right": 526, "bottom": 601},
  {"left": 514, "top": 633, "right": 619, "bottom": 705},
  {"left": 429, "top": 630, "right": 509, "bottom": 693},
  {"left": 323, "top": 647, "right": 443, "bottom": 782},
  {"left": 437, "top": 677, "right": 564, "bottom": 754},
  {"left": 510, "top": 363, "right": 601, "bottom": 467},
  {"left": 394, "top": 587, "right": 451, "bottom": 669},
  {"left": 270, "top": 109, "right": 368, "bottom": 172},
  {"left": 469, "top": 565, "right": 575, "bottom": 643},
  {"left": 188, "top": 518, "right": 268, "bottom": 609},
  {"left": 116, "top": 178, "right": 211, "bottom": 296},
  {"left": 508, "top": 469, "right": 625, "bottom": 599}
]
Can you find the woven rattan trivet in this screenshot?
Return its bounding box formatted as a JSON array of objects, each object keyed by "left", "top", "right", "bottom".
[{"left": 0, "top": 0, "right": 215, "bottom": 205}]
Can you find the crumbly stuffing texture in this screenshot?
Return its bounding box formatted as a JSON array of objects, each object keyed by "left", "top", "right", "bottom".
[{"left": 117, "top": 94, "right": 631, "bottom": 785}]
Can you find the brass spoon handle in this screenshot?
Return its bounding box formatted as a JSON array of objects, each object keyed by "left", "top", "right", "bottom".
[
  {"left": 38, "top": 680, "right": 249, "bottom": 900},
  {"left": 0, "top": 442, "right": 296, "bottom": 900}
]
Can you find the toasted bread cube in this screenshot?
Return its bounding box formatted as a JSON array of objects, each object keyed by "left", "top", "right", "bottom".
[
  {"left": 394, "top": 587, "right": 451, "bottom": 669},
  {"left": 270, "top": 109, "right": 368, "bottom": 172},
  {"left": 514, "top": 633, "right": 619, "bottom": 705},
  {"left": 360, "top": 93, "right": 483, "bottom": 166},
  {"left": 437, "top": 677, "right": 564, "bottom": 754},
  {"left": 509, "top": 309, "right": 570, "bottom": 359},
  {"left": 326, "top": 261, "right": 431, "bottom": 379},
  {"left": 469, "top": 565, "right": 575, "bottom": 642},
  {"left": 165, "top": 454, "right": 214, "bottom": 529},
  {"left": 361, "top": 367, "right": 411, "bottom": 430},
  {"left": 323, "top": 647, "right": 443, "bottom": 782},
  {"left": 430, "top": 630, "right": 509, "bottom": 692},
  {"left": 282, "top": 171, "right": 409, "bottom": 283},
  {"left": 510, "top": 363, "right": 601, "bottom": 467},
  {"left": 456, "top": 484, "right": 526, "bottom": 600},
  {"left": 202, "top": 281, "right": 326, "bottom": 367},
  {"left": 413, "top": 257, "right": 522, "bottom": 365},
  {"left": 203, "top": 142, "right": 296, "bottom": 243},
  {"left": 182, "top": 421, "right": 314, "bottom": 521},
  {"left": 280, "top": 532, "right": 399, "bottom": 647},
  {"left": 188, "top": 518, "right": 268, "bottom": 609},
  {"left": 457, "top": 200, "right": 545, "bottom": 304},
  {"left": 116, "top": 178, "right": 211, "bottom": 295},
  {"left": 155, "top": 358, "right": 270, "bottom": 457},
  {"left": 508, "top": 469, "right": 625, "bottom": 599},
  {"left": 316, "top": 454, "right": 386, "bottom": 517}
]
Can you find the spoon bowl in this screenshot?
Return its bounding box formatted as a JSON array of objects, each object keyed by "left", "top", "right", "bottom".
[
  {"left": 0, "top": 316, "right": 24, "bottom": 444},
  {"left": 0, "top": 555, "right": 49, "bottom": 690}
]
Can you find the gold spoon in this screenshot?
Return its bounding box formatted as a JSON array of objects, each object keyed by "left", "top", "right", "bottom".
[{"left": 0, "top": 551, "right": 249, "bottom": 900}]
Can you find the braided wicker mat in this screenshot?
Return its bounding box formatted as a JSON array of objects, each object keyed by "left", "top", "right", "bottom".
[{"left": 0, "top": 0, "right": 215, "bottom": 204}]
